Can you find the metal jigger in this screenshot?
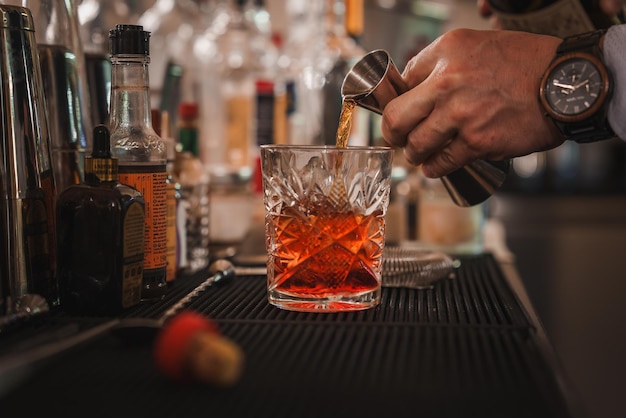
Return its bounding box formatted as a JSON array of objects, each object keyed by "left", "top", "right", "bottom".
[{"left": 341, "top": 49, "right": 510, "bottom": 207}]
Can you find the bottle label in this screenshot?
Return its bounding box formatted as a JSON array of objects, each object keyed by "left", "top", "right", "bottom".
[
  {"left": 226, "top": 95, "right": 253, "bottom": 169},
  {"left": 119, "top": 165, "right": 168, "bottom": 272},
  {"left": 493, "top": 0, "right": 594, "bottom": 37},
  {"left": 273, "top": 90, "right": 289, "bottom": 145},
  {"left": 176, "top": 198, "right": 189, "bottom": 269},
  {"left": 256, "top": 83, "right": 276, "bottom": 146},
  {"left": 165, "top": 177, "right": 178, "bottom": 282},
  {"left": 122, "top": 201, "right": 145, "bottom": 308}
]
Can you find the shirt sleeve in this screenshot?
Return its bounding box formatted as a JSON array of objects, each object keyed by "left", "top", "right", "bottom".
[{"left": 603, "top": 24, "right": 626, "bottom": 141}]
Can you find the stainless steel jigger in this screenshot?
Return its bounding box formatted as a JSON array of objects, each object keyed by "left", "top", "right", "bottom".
[{"left": 341, "top": 49, "right": 510, "bottom": 207}]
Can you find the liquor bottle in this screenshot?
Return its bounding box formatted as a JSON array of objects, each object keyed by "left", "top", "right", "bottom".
[
  {"left": 108, "top": 24, "right": 168, "bottom": 302},
  {"left": 78, "top": 0, "right": 127, "bottom": 126},
  {"left": 175, "top": 103, "right": 211, "bottom": 274},
  {"left": 246, "top": 0, "right": 286, "bottom": 148},
  {"left": 216, "top": 0, "right": 257, "bottom": 172},
  {"left": 178, "top": 102, "right": 201, "bottom": 157},
  {"left": 487, "top": 0, "right": 624, "bottom": 37},
  {"left": 281, "top": 0, "right": 328, "bottom": 144},
  {"left": 138, "top": 0, "right": 213, "bottom": 122},
  {"left": 57, "top": 125, "right": 145, "bottom": 315},
  {"left": 321, "top": 0, "right": 369, "bottom": 146}
]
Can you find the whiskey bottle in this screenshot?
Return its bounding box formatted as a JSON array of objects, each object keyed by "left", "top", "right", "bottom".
[{"left": 57, "top": 125, "right": 145, "bottom": 315}]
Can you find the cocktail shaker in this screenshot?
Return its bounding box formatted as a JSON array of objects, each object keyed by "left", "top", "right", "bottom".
[
  {"left": 341, "top": 49, "right": 510, "bottom": 207},
  {"left": 0, "top": 5, "right": 58, "bottom": 315},
  {"left": 25, "top": 0, "right": 92, "bottom": 195}
]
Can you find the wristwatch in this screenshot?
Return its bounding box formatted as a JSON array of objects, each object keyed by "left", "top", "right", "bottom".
[{"left": 539, "top": 29, "right": 616, "bottom": 143}]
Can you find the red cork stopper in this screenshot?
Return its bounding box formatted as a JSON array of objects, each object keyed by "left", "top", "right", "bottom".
[{"left": 153, "top": 311, "right": 244, "bottom": 386}]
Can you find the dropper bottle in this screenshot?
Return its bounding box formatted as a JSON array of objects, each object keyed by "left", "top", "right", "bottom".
[{"left": 57, "top": 125, "right": 146, "bottom": 315}]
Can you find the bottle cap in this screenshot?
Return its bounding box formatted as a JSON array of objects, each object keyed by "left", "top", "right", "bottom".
[
  {"left": 255, "top": 80, "right": 274, "bottom": 94},
  {"left": 85, "top": 125, "right": 118, "bottom": 182},
  {"left": 91, "top": 125, "right": 112, "bottom": 159},
  {"left": 178, "top": 102, "right": 199, "bottom": 119},
  {"left": 109, "top": 24, "right": 150, "bottom": 56}
]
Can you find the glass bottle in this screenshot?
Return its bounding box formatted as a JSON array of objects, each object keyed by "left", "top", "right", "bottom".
[
  {"left": 138, "top": 0, "right": 214, "bottom": 131},
  {"left": 321, "top": 0, "right": 369, "bottom": 146},
  {"left": 223, "top": 0, "right": 256, "bottom": 172},
  {"left": 174, "top": 151, "right": 211, "bottom": 274},
  {"left": 178, "top": 102, "right": 201, "bottom": 157},
  {"left": 56, "top": 125, "right": 145, "bottom": 315},
  {"left": 175, "top": 102, "right": 211, "bottom": 274},
  {"left": 108, "top": 24, "right": 168, "bottom": 302},
  {"left": 246, "top": 0, "right": 289, "bottom": 148},
  {"left": 281, "top": 0, "right": 329, "bottom": 145},
  {"left": 77, "top": 0, "right": 127, "bottom": 128}
]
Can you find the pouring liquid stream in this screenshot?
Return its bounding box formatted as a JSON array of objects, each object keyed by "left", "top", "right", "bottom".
[{"left": 329, "top": 99, "right": 357, "bottom": 207}]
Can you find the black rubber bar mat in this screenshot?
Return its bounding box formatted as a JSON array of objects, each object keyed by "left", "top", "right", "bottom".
[{"left": 0, "top": 254, "right": 579, "bottom": 418}]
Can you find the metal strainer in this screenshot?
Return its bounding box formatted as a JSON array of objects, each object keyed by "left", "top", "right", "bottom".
[{"left": 382, "top": 246, "right": 460, "bottom": 290}]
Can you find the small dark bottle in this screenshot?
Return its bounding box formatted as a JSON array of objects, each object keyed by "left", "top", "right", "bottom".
[{"left": 56, "top": 125, "right": 146, "bottom": 315}]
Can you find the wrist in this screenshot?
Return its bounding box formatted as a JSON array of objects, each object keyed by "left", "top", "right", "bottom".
[{"left": 539, "top": 29, "right": 615, "bottom": 144}]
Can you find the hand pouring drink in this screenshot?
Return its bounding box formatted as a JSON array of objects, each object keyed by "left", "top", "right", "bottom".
[{"left": 341, "top": 49, "right": 510, "bottom": 207}]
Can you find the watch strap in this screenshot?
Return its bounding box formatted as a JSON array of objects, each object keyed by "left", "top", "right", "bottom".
[{"left": 556, "top": 29, "right": 606, "bottom": 55}]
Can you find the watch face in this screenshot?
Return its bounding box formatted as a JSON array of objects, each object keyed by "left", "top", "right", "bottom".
[{"left": 541, "top": 54, "right": 609, "bottom": 121}]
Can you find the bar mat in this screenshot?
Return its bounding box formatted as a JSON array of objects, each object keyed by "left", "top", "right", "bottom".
[{"left": 0, "top": 254, "right": 578, "bottom": 418}]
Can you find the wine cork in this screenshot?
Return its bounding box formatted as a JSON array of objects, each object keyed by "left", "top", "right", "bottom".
[{"left": 153, "top": 311, "right": 244, "bottom": 387}]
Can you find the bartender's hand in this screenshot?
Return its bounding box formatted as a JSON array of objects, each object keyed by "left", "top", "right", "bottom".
[{"left": 380, "top": 29, "right": 564, "bottom": 178}]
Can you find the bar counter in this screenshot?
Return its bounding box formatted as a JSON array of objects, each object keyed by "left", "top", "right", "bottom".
[{"left": 0, "top": 237, "right": 583, "bottom": 418}]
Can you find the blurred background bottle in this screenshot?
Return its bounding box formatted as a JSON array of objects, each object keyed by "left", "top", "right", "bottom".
[
  {"left": 247, "top": 0, "right": 289, "bottom": 148},
  {"left": 217, "top": 0, "right": 257, "bottom": 172},
  {"left": 139, "top": 0, "right": 215, "bottom": 135},
  {"left": 279, "top": 0, "right": 328, "bottom": 145},
  {"left": 77, "top": 0, "right": 132, "bottom": 127},
  {"left": 321, "top": 0, "right": 369, "bottom": 146},
  {"left": 175, "top": 102, "right": 211, "bottom": 274}
]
